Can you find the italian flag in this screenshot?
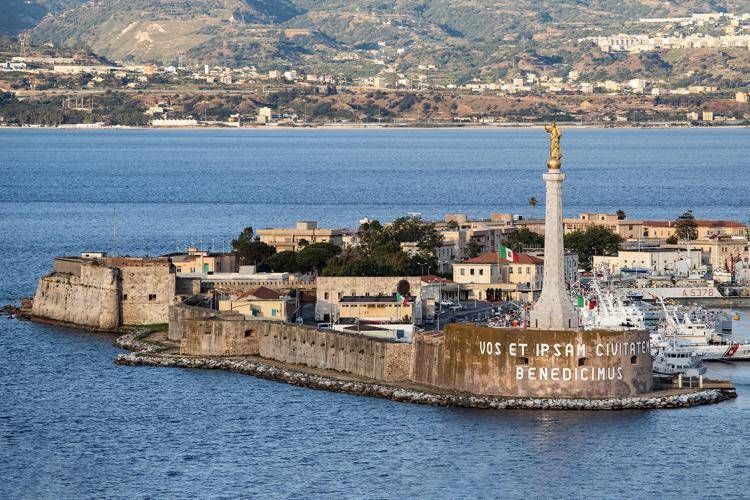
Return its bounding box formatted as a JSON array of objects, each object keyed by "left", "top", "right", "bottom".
[{"left": 498, "top": 243, "right": 518, "bottom": 263}]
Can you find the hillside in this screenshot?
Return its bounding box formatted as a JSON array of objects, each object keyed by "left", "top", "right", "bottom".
[
  {"left": 0, "top": 1, "right": 84, "bottom": 35},
  {"left": 7, "top": 0, "right": 750, "bottom": 83}
]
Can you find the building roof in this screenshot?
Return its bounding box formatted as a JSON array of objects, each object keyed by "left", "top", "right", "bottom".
[
  {"left": 643, "top": 219, "right": 747, "bottom": 229},
  {"left": 460, "top": 252, "right": 543, "bottom": 265},
  {"left": 236, "top": 286, "right": 282, "bottom": 300}
]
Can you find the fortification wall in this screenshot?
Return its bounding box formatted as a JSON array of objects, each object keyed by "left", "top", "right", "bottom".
[
  {"left": 411, "top": 332, "right": 446, "bottom": 387},
  {"left": 32, "top": 265, "right": 120, "bottom": 330},
  {"left": 181, "top": 315, "right": 260, "bottom": 356},
  {"left": 178, "top": 315, "right": 411, "bottom": 382},
  {"left": 120, "top": 266, "right": 176, "bottom": 326},
  {"left": 412, "top": 325, "right": 653, "bottom": 398},
  {"left": 168, "top": 303, "right": 216, "bottom": 341}
]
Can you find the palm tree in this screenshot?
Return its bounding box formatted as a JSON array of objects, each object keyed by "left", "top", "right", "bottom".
[{"left": 528, "top": 197, "right": 538, "bottom": 218}]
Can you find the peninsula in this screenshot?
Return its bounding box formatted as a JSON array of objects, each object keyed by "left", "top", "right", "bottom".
[{"left": 12, "top": 125, "right": 738, "bottom": 410}]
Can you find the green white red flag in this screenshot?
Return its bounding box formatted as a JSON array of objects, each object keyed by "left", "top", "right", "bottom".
[{"left": 498, "top": 243, "right": 518, "bottom": 263}]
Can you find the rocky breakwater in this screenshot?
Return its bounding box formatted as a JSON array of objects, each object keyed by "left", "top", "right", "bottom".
[
  {"left": 114, "top": 350, "right": 734, "bottom": 410},
  {"left": 114, "top": 329, "right": 166, "bottom": 354}
]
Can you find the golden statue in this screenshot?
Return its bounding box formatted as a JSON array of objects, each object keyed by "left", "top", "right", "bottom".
[{"left": 544, "top": 122, "right": 562, "bottom": 169}]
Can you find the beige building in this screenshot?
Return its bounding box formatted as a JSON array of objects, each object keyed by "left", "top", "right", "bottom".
[
  {"left": 315, "top": 276, "right": 422, "bottom": 323},
  {"left": 517, "top": 213, "right": 746, "bottom": 243},
  {"left": 517, "top": 212, "right": 622, "bottom": 236},
  {"left": 686, "top": 237, "right": 748, "bottom": 272},
  {"left": 642, "top": 220, "right": 747, "bottom": 240},
  {"left": 257, "top": 221, "right": 348, "bottom": 252},
  {"left": 167, "top": 247, "right": 237, "bottom": 274},
  {"left": 436, "top": 213, "right": 515, "bottom": 259},
  {"left": 593, "top": 248, "right": 702, "bottom": 276},
  {"left": 452, "top": 252, "right": 544, "bottom": 302},
  {"left": 400, "top": 241, "right": 454, "bottom": 273},
  {"left": 256, "top": 106, "right": 273, "bottom": 124},
  {"left": 338, "top": 295, "right": 413, "bottom": 323},
  {"left": 218, "top": 286, "right": 295, "bottom": 321}
]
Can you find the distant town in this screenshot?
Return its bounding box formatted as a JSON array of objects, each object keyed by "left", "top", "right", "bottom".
[{"left": 1, "top": 11, "right": 749, "bottom": 127}]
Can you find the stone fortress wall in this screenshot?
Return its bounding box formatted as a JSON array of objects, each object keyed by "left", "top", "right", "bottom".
[
  {"left": 173, "top": 305, "right": 651, "bottom": 396},
  {"left": 178, "top": 307, "right": 412, "bottom": 382},
  {"left": 412, "top": 325, "right": 653, "bottom": 398},
  {"left": 32, "top": 257, "right": 176, "bottom": 330},
  {"left": 32, "top": 258, "right": 120, "bottom": 330},
  {"left": 112, "top": 258, "right": 176, "bottom": 326}
]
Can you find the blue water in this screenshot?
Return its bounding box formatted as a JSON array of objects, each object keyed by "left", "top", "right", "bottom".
[{"left": 1, "top": 128, "right": 750, "bottom": 498}]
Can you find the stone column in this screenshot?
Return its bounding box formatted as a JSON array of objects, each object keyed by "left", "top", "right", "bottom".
[{"left": 530, "top": 170, "right": 579, "bottom": 330}]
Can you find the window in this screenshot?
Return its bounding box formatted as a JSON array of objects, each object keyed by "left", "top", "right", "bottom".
[
  {"left": 526, "top": 267, "right": 530, "bottom": 274},
  {"left": 460, "top": 268, "right": 465, "bottom": 275},
  {"left": 122, "top": 294, "right": 128, "bottom": 300},
  {"left": 479, "top": 269, "right": 484, "bottom": 275},
  {"left": 578, "top": 357, "right": 589, "bottom": 366},
  {"left": 271, "top": 309, "right": 277, "bottom": 317},
  {"left": 509, "top": 267, "right": 513, "bottom": 274},
  {"left": 517, "top": 357, "right": 529, "bottom": 365},
  {"left": 631, "top": 355, "right": 638, "bottom": 365},
  {"left": 148, "top": 294, "right": 156, "bottom": 301},
  {"left": 470, "top": 268, "right": 475, "bottom": 275},
  {"left": 244, "top": 329, "right": 254, "bottom": 338},
  {"left": 324, "top": 292, "right": 329, "bottom": 300}
]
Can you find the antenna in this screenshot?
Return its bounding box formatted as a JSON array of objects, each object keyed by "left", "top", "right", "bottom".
[{"left": 111, "top": 207, "right": 117, "bottom": 257}]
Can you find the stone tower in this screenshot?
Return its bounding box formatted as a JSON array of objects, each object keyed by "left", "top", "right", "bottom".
[{"left": 529, "top": 123, "right": 579, "bottom": 330}]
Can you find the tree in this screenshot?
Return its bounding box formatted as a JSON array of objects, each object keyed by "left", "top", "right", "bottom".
[
  {"left": 504, "top": 228, "right": 544, "bottom": 253},
  {"left": 296, "top": 242, "right": 341, "bottom": 273},
  {"left": 528, "top": 197, "right": 539, "bottom": 217},
  {"left": 675, "top": 210, "right": 698, "bottom": 241},
  {"left": 265, "top": 251, "right": 299, "bottom": 273},
  {"left": 616, "top": 210, "right": 626, "bottom": 220},
  {"left": 446, "top": 220, "right": 459, "bottom": 230},
  {"left": 231, "top": 226, "right": 276, "bottom": 266},
  {"left": 465, "top": 238, "right": 481, "bottom": 258},
  {"left": 297, "top": 238, "right": 309, "bottom": 248},
  {"left": 564, "top": 226, "right": 622, "bottom": 271}
]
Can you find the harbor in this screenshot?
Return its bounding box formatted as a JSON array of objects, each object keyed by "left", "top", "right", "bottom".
[
  {"left": 3, "top": 127, "right": 750, "bottom": 497},
  {"left": 7, "top": 124, "right": 743, "bottom": 409}
]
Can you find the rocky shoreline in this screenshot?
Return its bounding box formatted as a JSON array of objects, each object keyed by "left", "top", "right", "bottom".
[{"left": 114, "top": 349, "right": 734, "bottom": 411}]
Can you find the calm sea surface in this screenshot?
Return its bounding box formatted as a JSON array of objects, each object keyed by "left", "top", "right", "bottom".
[{"left": 1, "top": 128, "right": 750, "bottom": 498}]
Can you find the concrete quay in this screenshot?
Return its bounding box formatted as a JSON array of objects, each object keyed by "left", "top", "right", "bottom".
[{"left": 113, "top": 330, "right": 736, "bottom": 411}]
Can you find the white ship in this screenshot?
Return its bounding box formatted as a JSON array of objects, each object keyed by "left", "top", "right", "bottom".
[
  {"left": 578, "top": 282, "right": 646, "bottom": 331},
  {"left": 656, "top": 301, "right": 750, "bottom": 361},
  {"left": 577, "top": 282, "right": 707, "bottom": 375},
  {"left": 651, "top": 343, "right": 706, "bottom": 377}
]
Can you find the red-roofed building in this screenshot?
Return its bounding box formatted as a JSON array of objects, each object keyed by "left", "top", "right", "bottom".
[
  {"left": 643, "top": 220, "right": 747, "bottom": 240},
  {"left": 452, "top": 252, "right": 545, "bottom": 301}
]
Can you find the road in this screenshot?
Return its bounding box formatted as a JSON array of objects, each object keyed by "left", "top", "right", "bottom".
[{"left": 430, "top": 300, "right": 497, "bottom": 329}]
